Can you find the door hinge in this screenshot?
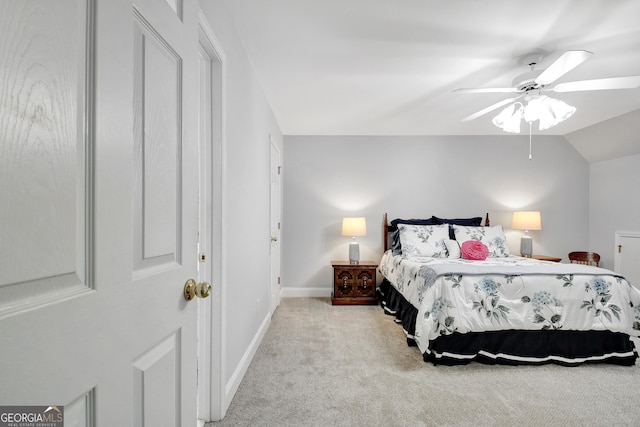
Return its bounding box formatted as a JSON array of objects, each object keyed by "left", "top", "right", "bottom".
[
  {"left": 278, "top": 222, "right": 281, "bottom": 230},
  {"left": 278, "top": 165, "right": 281, "bottom": 175},
  {"left": 278, "top": 276, "right": 281, "bottom": 284}
]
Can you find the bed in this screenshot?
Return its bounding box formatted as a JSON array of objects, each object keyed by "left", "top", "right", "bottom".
[{"left": 378, "top": 213, "right": 640, "bottom": 366}]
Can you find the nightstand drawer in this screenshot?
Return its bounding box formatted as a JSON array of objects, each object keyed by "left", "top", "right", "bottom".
[
  {"left": 354, "top": 269, "right": 375, "bottom": 298},
  {"left": 334, "top": 268, "right": 355, "bottom": 298},
  {"left": 331, "top": 261, "right": 378, "bottom": 305}
]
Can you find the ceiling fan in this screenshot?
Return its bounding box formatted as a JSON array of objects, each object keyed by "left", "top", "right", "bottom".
[{"left": 455, "top": 50, "right": 640, "bottom": 122}]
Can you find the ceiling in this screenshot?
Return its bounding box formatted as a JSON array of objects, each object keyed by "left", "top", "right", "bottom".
[{"left": 223, "top": 0, "right": 640, "bottom": 159}]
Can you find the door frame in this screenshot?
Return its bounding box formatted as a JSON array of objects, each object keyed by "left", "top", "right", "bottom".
[{"left": 197, "top": 12, "right": 227, "bottom": 422}]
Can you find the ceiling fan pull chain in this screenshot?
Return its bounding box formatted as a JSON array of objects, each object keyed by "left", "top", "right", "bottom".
[{"left": 529, "top": 121, "right": 533, "bottom": 160}]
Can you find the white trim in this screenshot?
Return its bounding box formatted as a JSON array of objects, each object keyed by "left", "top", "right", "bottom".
[
  {"left": 281, "top": 287, "right": 332, "bottom": 298},
  {"left": 224, "top": 312, "right": 271, "bottom": 409},
  {"left": 197, "top": 11, "right": 228, "bottom": 423}
]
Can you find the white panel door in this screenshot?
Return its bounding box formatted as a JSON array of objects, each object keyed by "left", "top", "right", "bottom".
[
  {"left": 0, "top": 0, "right": 201, "bottom": 425},
  {"left": 615, "top": 232, "right": 640, "bottom": 289},
  {"left": 270, "top": 138, "right": 282, "bottom": 314}
]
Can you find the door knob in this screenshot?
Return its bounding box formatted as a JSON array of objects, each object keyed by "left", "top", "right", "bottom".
[
  {"left": 196, "top": 281, "right": 211, "bottom": 298},
  {"left": 271, "top": 236, "right": 278, "bottom": 242},
  {"left": 183, "top": 279, "right": 212, "bottom": 301}
]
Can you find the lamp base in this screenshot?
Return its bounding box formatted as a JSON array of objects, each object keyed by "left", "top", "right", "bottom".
[
  {"left": 520, "top": 235, "right": 533, "bottom": 257},
  {"left": 349, "top": 241, "right": 360, "bottom": 264}
]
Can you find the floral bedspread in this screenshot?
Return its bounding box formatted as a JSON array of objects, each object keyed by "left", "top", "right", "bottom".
[{"left": 379, "top": 251, "right": 640, "bottom": 355}]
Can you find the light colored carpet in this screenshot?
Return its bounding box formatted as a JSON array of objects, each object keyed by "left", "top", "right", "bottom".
[{"left": 208, "top": 297, "right": 640, "bottom": 426}]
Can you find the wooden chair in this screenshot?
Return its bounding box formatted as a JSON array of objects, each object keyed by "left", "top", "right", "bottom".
[{"left": 568, "top": 251, "right": 600, "bottom": 267}]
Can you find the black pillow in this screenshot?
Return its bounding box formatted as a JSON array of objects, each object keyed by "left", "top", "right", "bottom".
[
  {"left": 432, "top": 216, "right": 483, "bottom": 239},
  {"left": 390, "top": 217, "right": 438, "bottom": 227},
  {"left": 432, "top": 216, "right": 483, "bottom": 226},
  {"left": 390, "top": 230, "right": 401, "bottom": 255}
]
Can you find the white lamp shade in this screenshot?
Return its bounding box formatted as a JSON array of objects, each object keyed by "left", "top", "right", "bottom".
[
  {"left": 492, "top": 103, "right": 522, "bottom": 134},
  {"left": 493, "top": 95, "right": 575, "bottom": 133},
  {"left": 511, "top": 211, "right": 542, "bottom": 231},
  {"left": 342, "top": 217, "right": 367, "bottom": 237},
  {"left": 525, "top": 95, "right": 576, "bottom": 131}
]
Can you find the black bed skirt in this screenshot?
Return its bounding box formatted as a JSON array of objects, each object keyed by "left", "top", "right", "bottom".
[{"left": 378, "top": 279, "right": 639, "bottom": 366}]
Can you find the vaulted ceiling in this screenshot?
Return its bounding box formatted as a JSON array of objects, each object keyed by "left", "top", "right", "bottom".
[{"left": 224, "top": 0, "right": 640, "bottom": 162}]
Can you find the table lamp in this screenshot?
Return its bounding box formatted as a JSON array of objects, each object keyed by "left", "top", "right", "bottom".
[
  {"left": 342, "top": 217, "right": 367, "bottom": 264},
  {"left": 511, "top": 211, "right": 542, "bottom": 257}
]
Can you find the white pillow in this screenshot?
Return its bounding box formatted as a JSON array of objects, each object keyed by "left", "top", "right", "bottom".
[
  {"left": 397, "top": 224, "right": 449, "bottom": 258},
  {"left": 453, "top": 225, "right": 510, "bottom": 257},
  {"left": 445, "top": 239, "right": 461, "bottom": 258}
]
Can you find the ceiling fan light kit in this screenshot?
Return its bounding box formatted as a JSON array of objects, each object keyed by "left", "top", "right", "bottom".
[
  {"left": 456, "top": 49, "right": 640, "bottom": 153},
  {"left": 492, "top": 94, "right": 576, "bottom": 134}
]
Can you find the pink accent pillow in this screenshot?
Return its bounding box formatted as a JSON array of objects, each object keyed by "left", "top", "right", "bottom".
[{"left": 461, "top": 240, "right": 489, "bottom": 261}]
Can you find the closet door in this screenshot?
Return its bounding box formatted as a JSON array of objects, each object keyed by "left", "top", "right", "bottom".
[
  {"left": 0, "top": 0, "right": 201, "bottom": 425},
  {"left": 615, "top": 232, "right": 640, "bottom": 289}
]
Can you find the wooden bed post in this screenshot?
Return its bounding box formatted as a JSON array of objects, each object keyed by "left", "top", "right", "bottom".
[{"left": 383, "top": 213, "right": 389, "bottom": 252}]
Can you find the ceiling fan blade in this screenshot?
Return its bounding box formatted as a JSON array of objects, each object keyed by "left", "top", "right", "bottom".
[
  {"left": 462, "top": 96, "right": 523, "bottom": 121},
  {"left": 551, "top": 76, "right": 640, "bottom": 92},
  {"left": 535, "top": 50, "right": 593, "bottom": 86},
  {"left": 454, "top": 87, "right": 519, "bottom": 94}
]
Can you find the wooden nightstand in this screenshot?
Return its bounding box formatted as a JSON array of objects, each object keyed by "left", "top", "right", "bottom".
[
  {"left": 331, "top": 261, "right": 378, "bottom": 305},
  {"left": 530, "top": 255, "right": 562, "bottom": 262}
]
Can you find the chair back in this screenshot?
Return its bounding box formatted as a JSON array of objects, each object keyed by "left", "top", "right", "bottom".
[{"left": 568, "top": 251, "right": 600, "bottom": 267}]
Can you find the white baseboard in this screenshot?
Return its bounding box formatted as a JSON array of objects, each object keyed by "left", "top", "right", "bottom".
[
  {"left": 223, "top": 311, "right": 271, "bottom": 410},
  {"left": 281, "top": 287, "right": 332, "bottom": 298}
]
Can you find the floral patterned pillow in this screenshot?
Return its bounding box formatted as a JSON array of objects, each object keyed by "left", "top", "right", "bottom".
[
  {"left": 397, "top": 224, "right": 450, "bottom": 258},
  {"left": 452, "top": 225, "right": 510, "bottom": 257}
]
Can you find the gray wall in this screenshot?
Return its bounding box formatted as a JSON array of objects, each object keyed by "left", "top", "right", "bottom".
[
  {"left": 590, "top": 153, "right": 640, "bottom": 269},
  {"left": 200, "top": 0, "right": 283, "bottom": 408},
  {"left": 283, "top": 135, "right": 590, "bottom": 293},
  {"left": 197, "top": 1, "right": 637, "bottom": 411}
]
